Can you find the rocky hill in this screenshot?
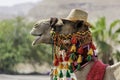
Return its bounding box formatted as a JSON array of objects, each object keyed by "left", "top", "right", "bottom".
[
  {"left": 0, "top": 0, "right": 120, "bottom": 22},
  {"left": 27, "top": 0, "right": 120, "bottom": 22},
  {"left": 0, "top": 2, "right": 35, "bottom": 19}
]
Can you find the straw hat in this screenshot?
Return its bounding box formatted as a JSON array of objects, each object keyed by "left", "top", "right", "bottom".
[{"left": 64, "top": 9, "right": 91, "bottom": 27}]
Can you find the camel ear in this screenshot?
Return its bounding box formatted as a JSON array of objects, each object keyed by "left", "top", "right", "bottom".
[
  {"left": 50, "top": 17, "right": 58, "bottom": 28},
  {"left": 75, "top": 20, "right": 84, "bottom": 28},
  {"left": 56, "top": 19, "right": 64, "bottom": 26}
]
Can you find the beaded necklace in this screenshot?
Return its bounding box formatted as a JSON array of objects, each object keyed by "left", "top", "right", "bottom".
[{"left": 50, "top": 28, "right": 96, "bottom": 80}]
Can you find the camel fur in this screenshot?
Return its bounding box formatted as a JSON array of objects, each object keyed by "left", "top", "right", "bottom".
[{"left": 30, "top": 18, "right": 120, "bottom": 80}]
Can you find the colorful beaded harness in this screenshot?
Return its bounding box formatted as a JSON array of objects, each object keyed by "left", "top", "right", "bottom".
[{"left": 50, "top": 28, "right": 96, "bottom": 80}]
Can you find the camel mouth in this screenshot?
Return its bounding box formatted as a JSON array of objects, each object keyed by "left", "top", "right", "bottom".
[{"left": 31, "top": 33, "right": 42, "bottom": 46}]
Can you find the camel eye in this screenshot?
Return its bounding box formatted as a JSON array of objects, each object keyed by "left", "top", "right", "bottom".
[
  {"left": 54, "top": 25, "right": 62, "bottom": 32},
  {"left": 34, "top": 23, "right": 39, "bottom": 28}
]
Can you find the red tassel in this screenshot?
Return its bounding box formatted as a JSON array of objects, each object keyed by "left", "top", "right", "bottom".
[
  {"left": 71, "top": 36, "right": 77, "bottom": 44},
  {"left": 64, "top": 53, "right": 69, "bottom": 61},
  {"left": 90, "top": 43, "right": 96, "bottom": 50},
  {"left": 53, "top": 60, "right": 59, "bottom": 66},
  {"left": 59, "top": 54, "right": 63, "bottom": 62},
  {"left": 53, "top": 54, "right": 59, "bottom": 66},
  {"left": 77, "top": 47, "right": 83, "bottom": 54},
  {"left": 55, "top": 54, "right": 58, "bottom": 59}
]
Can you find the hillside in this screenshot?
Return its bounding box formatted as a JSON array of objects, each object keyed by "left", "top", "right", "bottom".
[
  {"left": 0, "top": 0, "right": 120, "bottom": 22},
  {"left": 27, "top": 0, "right": 120, "bottom": 22},
  {"left": 0, "top": 2, "right": 35, "bottom": 19}
]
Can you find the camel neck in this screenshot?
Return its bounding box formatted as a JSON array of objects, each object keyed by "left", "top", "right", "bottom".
[{"left": 51, "top": 31, "right": 96, "bottom": 80}]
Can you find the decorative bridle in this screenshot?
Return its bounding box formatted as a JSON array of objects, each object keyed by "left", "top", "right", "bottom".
[{"left": 50, "top": 18, "right": 97, "bottom": 80}]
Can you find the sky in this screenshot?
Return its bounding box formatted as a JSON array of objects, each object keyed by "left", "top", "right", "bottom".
[{"left": 0, "top": 0, "right": 41, "bottom": 6}]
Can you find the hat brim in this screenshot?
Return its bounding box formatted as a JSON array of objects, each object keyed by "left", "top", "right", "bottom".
[{"left": 61, "top": 18, "right": 92, "bottom": 28}]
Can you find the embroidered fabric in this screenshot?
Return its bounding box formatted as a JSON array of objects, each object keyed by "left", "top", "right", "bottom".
[
  {"left": 87, "top": 60, "right": 108, "bottom": 80},
  {"left": 50, "top": 30, "right": 97, "bottom": 80}
]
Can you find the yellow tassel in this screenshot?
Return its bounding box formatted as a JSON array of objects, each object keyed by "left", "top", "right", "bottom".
[
  {"left": 58, "top": 63, "right": 64, "bottom": 69},
  {"left": 77, "top": 55, "right": 82, "bottom": 63},
  {"left": 64, "top": 63, "right": 69, "bottom": 70},
  {"left": 70, "top": 44, "right": 76, "bottom": 52},
  {"left": 87, "top": 48, "right": 93, "bottom": 55},
  {"left": 68, "top": 58, "right": 73, "bottom": 63},
  {"left": 53, "top": 68, "right": 58, "bottom": 76}
]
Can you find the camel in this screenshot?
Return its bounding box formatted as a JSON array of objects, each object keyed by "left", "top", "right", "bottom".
[{"left": 30, "top": 10, "right": 120, "bottom": 80}]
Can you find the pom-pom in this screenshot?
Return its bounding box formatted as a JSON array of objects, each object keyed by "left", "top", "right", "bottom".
[{"left": 87, "top": 55, "right": 92, "bottom": 61}]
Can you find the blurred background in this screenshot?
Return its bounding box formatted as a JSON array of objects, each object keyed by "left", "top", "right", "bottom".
[{"left": 0, "top": 0, "right": 120, "bottom": 80}]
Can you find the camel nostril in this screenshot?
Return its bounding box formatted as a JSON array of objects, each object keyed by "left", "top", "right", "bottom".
[
  {"left": 30, "top": 28, "right": 36, "bottom": 34},
  {"left": 34, "top": 26, "right": 38, "bottom": 28},
  {"left": 38, "top": 33, "right": 42, "bottom": 36}
]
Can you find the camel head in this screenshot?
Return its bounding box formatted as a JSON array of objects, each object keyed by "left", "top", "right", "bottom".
[{"left": 30, "top": 18, "right": 91, "bottom": 45}]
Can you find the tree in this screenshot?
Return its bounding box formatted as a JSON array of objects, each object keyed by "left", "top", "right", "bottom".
[
  {"left": 91, "top": 17, "right": 120, "bottom": 64},
  {"left": 0, "top": 17, "right": 52, "bottom": 73}
]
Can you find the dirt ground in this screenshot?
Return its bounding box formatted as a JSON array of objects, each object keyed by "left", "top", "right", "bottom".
[{"left": 0, "top": 74, "right": 49, "bottom": 80}]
